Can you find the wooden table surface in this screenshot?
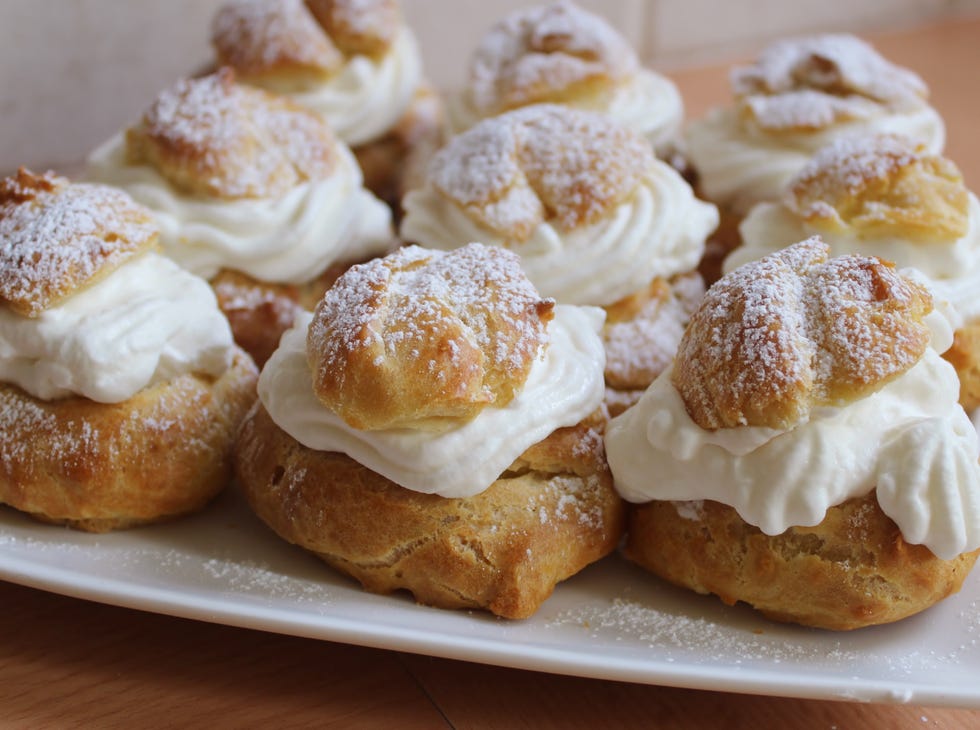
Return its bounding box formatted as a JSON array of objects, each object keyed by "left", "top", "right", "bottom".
[{"left": 4, "top": 16, "right": 980, "bottom": 730}]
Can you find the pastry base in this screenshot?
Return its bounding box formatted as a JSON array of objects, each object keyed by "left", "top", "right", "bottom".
[
  {"left": 0, "top": 349, "right": 258, "bottom": 532},
  {"left": 625, "top": 495, "right": 978, "bottom": 631},
  {"left": 235, "top": 405, "right": 625, "bottom": 619}
]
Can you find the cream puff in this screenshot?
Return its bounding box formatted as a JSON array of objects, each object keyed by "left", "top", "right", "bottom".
[
  {"left": 447, "top": 1, "right": 684, "bottom": 163},
  {"left": 87, "top": 68, "right": 393, "bottom": 365},
  {"left": 605, "top": 238, "right": 980, "bottom": 630},
  {"left": 686, "top": 33, "right": 945, "bottom": 283},
  {"left": 401, "top": 103, "right": 718, "bottom": 412},
  {"left": 728, "top": 133, "right": 980, "bottom": 410},
  {"left": 235, "top": 242, "right": 624, "bottom": 618},
  {"left": 0, "top": 169, "right": 258, "bottom": 532},
  {"left": 210, "top": 0, "right": 444, "bottom": 206}
]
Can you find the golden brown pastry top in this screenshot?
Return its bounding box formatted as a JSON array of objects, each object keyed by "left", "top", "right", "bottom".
[
  {"left": 125, "top": 68, "right": 337, "bottom": 200},
  {"left": 427, "top": 104, "right": 654, "bottom": 242},
  {"left": 307, "top": 243, "right": 555, "bottom": 430},
  {"left": 672, "top": 237, "right": 933, "bottom": 430},
  {"left": 466, "top": 1, "right": 638, "bottom": 117},
  {"left": 731, "top": 34, "right": 930, "bottom": 132},
  {"left": 0, "top": 169, "right": 158, "bottom": 317},
  {"left": 211, "top": 0, "right": 400, "bottom": 88},
  {"left": 785, "top": 133, "right": 970, "bottom": 242}
]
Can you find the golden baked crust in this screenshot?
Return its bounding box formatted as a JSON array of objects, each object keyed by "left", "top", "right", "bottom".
[
  {"left": 602, "top": 272, "right": 704, "bottom": 413},
  {"left": 236, "top": 403, "right": 624, "bottom": 618},
  {"left": 126, "top": 69, "right": 337, "bottom": 200},
  {"left": 307, "top": 244, "right": 554, "bottom": 430},
  {"left": 673, "top": 237, "right": 933, "bottom": 430},
  {"left": 466, "top": 1, "right": 638, "bottom": 117},
  {"left": 212, "top": 0, "right": 399, "bottom": 87},
  {"left": 0, "top": 169, "right": 158, "bottom": 317},
  {"left": 305, "top": 0, "right": 398, "bottom": 57},
  {"left": 0, "top": 350, "right": 258, "bottom": 532},
  {"left": 428, "top": 104, "right": 654, "bottom": 242},
  {"left": 731, "top": 34, "right": 930, "bottom": 133},
  {"left": 211, "top": 262, "right": 350, "bottom": 368},
  {"left": 786, "top": 134, "right": 969, "bottom": 241},
  {"left": 625, "top": 495, "right": 979, "bottom": 631}
]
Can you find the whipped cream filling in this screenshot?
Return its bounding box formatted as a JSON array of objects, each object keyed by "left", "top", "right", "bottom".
[
  {"left": 0, "top": 253, "right": 235, "bottom": 403},
  {"left": 606, "top": 347, "right": 980, "bottom": 560},
  {"left": 87, "top": 135, "right": 392, "bottom": 284},
  {"left": 287, "top": 29, "right": 422, "bottom": 146},
  {"left": 400, "top": 161, "right": 718, "bottom": 306},
  {"left": 259, "top": 305, "right": 607, "bottom": 498},
  {"left": 730, "top": 193, "right": 980, "bottom": 322},
  {"left": 447, "top": 69, "right": 684, "bottom": 156},
  {"left": 685, "top": 105, "right": 946, "bottom": 213}
]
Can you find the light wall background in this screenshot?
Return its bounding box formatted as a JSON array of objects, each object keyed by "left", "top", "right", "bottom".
[{"left": 2, "top": 0, "right": 978, "bottom": 171}]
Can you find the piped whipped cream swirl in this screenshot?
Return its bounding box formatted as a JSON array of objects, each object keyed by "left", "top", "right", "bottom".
[
  {"left": 288, "top": 28, "right": 422, "bottom": 146},
  {"left": 0, "top": 253, "right": 235, "bottom": 403},
  {"left": 401, "top": 161, "right": 718, "bottom": 306},
  {"left": 730, "top": 193, "right": 980, "bottom": 323},
  {"left": 685, "top": 106, "right": 945, "bottom": 214},
  {"left": 87, "top": 135, "right": 392, "bottom": 284},
  {"left": 606, "top": 346, "right": 980, "bottom": 560},
  {"left": 259, "top": 305, "right": 606, "bottom": 498}
]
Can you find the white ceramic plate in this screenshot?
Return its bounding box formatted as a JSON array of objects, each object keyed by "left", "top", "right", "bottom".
[{"left": 1, "top": 488, "right": 978, "bottom": 708}]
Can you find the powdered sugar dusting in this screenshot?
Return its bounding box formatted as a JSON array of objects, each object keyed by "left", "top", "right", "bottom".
[
  {"left": 307, "top": 243, "right": 553, "bottom": 424},
  {"left": 788, "top": 133, "right": 922, "bottom": 217},
  {"left": 428, "top": 104, "right": 654, "bottom": 240},
  {"left": 731, "top": 33, "right": 930, "bottom": 131},
  {"left": 308, "top": 0, "right": 399, "bottom": 56},
  {"left": 130, "top": 69, "right": 336, "bottom": 199},
  {"left": 212, "top": 0, "right": 342, "bottom": 75},
  {"left": 784, "top": 133, "right": 969, "bottom": 242},
  {"left": 529, "top": 473, "right": 606, "bottom": 531},
  {"left": 0, "top": 170, "right": 157, "bottom": 316},
  {"left": 603, "top": 273, "right": 704, "bottom": 390},
  {"left": 468, "top": 1, "right": 638, "bottom": 115},
  {"left": 674, "top": 237, "right": 932, "bottom": 428}
]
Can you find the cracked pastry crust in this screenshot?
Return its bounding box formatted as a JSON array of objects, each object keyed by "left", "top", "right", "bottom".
[
  {"left": 0, "top": 169, "right": 157, "bottom": 316},
  {"left": 601, "top": 272, "right": 704, "bottom": 415},
  {"left": 209, "top": 0, "right": 441, "bottom": 207},
  {"left": 236, "top": 403, "right": 623, "bottom": 619},
  {"left": 785, "top": 134, "right": 969, "bottom": 242},
  {"left": 464, "top": 0, "right": 638, "bottom": 118},
  {"left": 210, "top": 262, "right": 349, "bottom": 368},
  {"left": 733, "top": 34, "right": 931, "bottom": 134},
  {"left": 212, "top": 0, "right": 399, "bottom": 87},
  {"left": 673, "top": 237, "right": 933, "bottom": 430},
  {"left": 307, "top": 244, "right": 554, "bottom": 431},
  {"left": 0, "top": 349, "right": 258, "bottom": 533},
  {"left": 625, "top": 495, "right": 979, "bottom": 631},
  {"left": 126, "top": 68, "right": 336, "bottom": 200},
  {"left": 429, "top": 104, "right": 653, "bottom": 242}
]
